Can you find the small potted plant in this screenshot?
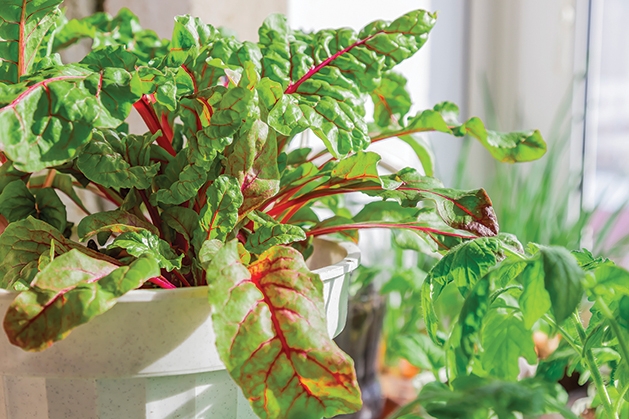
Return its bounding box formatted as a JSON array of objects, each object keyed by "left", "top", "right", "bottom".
[{"left": 0, "top": 3, "right": 547, "bottom": 418}]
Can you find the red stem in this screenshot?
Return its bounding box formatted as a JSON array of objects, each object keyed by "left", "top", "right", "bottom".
[
  {"left": 306, "top": 223, "right": 478, "bottom": 240},
  {"left": 133, "top": 95, "right": 176, "bottom": 156},
  {"left": 0, "top": 152, "right": 7, "bottom": 164},
  {"left": 139, "top": 190, "right": 164, "bottom": 238},
  {"left": 95, "top": 184, "right": 122, "bottom": 206},
  {"left": 173, "top": 270, "right": 191, "bottom": 287},
  {"left": 284, "top": 35, "right": 374, "bottom": 94},
  {"left": 148, "top": 276, "right": 177, "bottom": 289}
]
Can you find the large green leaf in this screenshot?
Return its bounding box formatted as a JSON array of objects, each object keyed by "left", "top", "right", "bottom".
[
  {"left": 34, "top": 187, "right": 66, "bottom": 232},
  {"left": 206, "top": 242, "right": 361, "bottom": 419},
  {"left": 0, "top": 0, "right": 63, "bottom": 83},
  {"left": 258, "top": 10, "right": 436, "bottom": 157},
  {"left": 481, "top": 309, "right": 537, "bottom": 380},
  {"left": 3, "top": 249, "right": 159, "bottom": 351},
  {"left": 193, "top": 175, "right": 243, "bottom": 250},
  {"left": 76, "top": 130, "right": 159, "bottom": 190},
  {"left": 226, "top": 120, "right": 280, "bottom": 215},
  {"left": 365, "top": 168, "right": 499, "bottom": 237},
  {"left": 0, "top": 65, "right": 140, "bottom": 172}
]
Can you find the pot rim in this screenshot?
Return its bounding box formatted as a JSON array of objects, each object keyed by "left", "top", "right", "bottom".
[{"left": 0, "top": 239, "right": 360, "bottom": 303}]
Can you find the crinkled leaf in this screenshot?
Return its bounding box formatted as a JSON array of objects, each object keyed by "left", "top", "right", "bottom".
[
  {"left": 192, "top": 175, "right": 243, "bottom": 250},
  {"left": 226, "top": 120, "right": 280, "bottom": 214},
  {"left": 3, "top": 249, "right": 159, "bottom": 351},
  {"left": 481, "top": 309, "right": 537, "bottom": 380},
  {"left": 0, "top": 0, "right": 63, "bottom": 83},
  {"left": 76, "top": 130, "right": 159, "bottom": 190},
  {"left": 206, "top": 242, "right": 361, "bottom": 419},
  {"left": 109, "top": 230, "right": 183, "bottom": 272},
  {"left": 370, "top": 71, "right": 411, "bottom": 127},
  {"left": 365, "top": 168, "right": 499, "bottom": 237},
  {"left": 0, "top": 65, "right": 140, "bottom": 172},
  {"left": 77, "top": 210, "right": 159, "bottom": 241},
  {"left": 171, "top": 15, "right": 217, "bottom": 50},
  {"left": 245, "top": 212, "right": 306, "bottom": 254},
  {"left": 427, "top": 238, "right": 501, "bottom": 297},
  {"left": 258, "top": 11, "right": 435, "bottom": 157}
]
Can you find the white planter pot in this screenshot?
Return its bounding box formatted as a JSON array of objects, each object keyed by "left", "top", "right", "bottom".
[{"left": 0, "top": 239, "right": 360, "bottom": 419}]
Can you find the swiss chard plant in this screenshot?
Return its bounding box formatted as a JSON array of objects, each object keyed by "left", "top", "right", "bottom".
[{"left": 0, "top": 3, "right": 548, "bottom": 418}]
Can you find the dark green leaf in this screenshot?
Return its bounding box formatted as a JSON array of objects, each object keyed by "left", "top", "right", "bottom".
[
  {"left": 539, "top": 246, "right": 584, "bottom": 324},
  {"left": 0, "top": 180, "right": 36, "bottom": 222},
  {"left": 34, "top": 187, "right": 66, "bottom": 232}
]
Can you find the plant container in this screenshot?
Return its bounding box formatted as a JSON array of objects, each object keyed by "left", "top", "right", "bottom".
[{"left": 0, "top": 239, "right": 359, "bottom": 419}]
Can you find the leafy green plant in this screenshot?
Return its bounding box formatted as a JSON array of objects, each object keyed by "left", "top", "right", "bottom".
[
  {"left": 0, "top": 3, "right": 547, "bottom": 418},
  {"left": 388, "top": 238, "right": 629, "bottom": 418}
]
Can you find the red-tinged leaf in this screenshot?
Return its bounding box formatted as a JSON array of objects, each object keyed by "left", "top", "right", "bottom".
[
  {"left": 0, "top": 217, "right": 119, "bottom": 290},
  {"left": 207, "top": 242, "right": 361, "bottom": 419},
  {"left": 429, "top": 188, "right": 499, "bottom": 237},
  {"left": 226, "top": 120, "right": 280, "bottom": 215},
  {"left": 3, "top": 250, "right": 159, "bottom": 351},
  {"left": 365, "top": 169, "right": 499, "bottom": 237}
]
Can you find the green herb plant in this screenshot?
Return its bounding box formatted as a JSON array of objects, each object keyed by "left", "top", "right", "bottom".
[
  {"left": 0, "top": 3, "right": 547, "bottom": 418},
  {"left": 387, "top": 240, "right": 629, "bottom": 419}
]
